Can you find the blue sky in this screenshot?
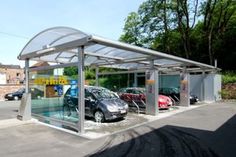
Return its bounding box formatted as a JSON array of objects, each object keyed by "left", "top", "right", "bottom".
[{"left": 0, "top": 0, "right": 144, "bottom": 67}]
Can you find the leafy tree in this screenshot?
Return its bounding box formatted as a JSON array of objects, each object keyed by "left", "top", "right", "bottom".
[
  {"left": 120, "top": 0, "right": 236, "bottom": 70},
  {"left": 119, "top": 12, "right": 143, "bottom": 46},
  {"left": 174, "top": 0, "right": 199, "bottom": 58},
  {"left": 63, "top": 66, "right": 78, "bottom": 79},
  {"left": 63, "top": 66, "right": 95, "bottom": 80},
  {"left": 201, "top": 0, "right": 236, "bottom": 65}
]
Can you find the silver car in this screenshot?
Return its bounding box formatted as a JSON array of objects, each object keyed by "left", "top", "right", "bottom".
[{"left": 63, "top": 86, "right": 129, "bottom": 122}]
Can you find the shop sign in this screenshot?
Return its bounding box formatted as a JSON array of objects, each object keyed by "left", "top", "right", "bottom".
[{"left": 34, "top": 76, "right": 69, "bottom": 85}]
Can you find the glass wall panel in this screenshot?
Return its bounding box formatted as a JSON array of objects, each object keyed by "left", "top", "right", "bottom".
[{"left": 29, "top": 67, "right": 78, "bottom": 130}]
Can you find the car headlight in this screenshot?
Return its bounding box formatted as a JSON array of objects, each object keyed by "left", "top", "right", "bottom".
[
  {"left": 159, "top": 98, "right": 165, "bottom": 103},
  {"left": 107, "top": 105, "right": 119, "bottom": 112},
  {"left": 8, "top": 94, "right": 12, "bottom": 97},
  {"left": 124, "top": 103, "right": 128, "bottom": 109}
]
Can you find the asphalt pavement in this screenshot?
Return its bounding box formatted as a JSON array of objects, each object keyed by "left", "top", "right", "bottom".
[
  {"left": 0, "top": 101, "right": 235, "bottom": 157},
  {"left": 0, "top": 100, "right": 20, "bottom": 120}
]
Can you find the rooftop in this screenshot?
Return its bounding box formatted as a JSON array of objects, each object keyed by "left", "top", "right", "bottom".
[
  {"left": 18, "top": 27, "right": 219, "bottom": 73},
  {"left": 0, "top": 64, "right": 21, "bottom": 69}
]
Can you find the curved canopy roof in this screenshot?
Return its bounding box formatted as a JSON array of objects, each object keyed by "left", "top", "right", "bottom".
[{"left": 18, "top": 26, "right": 218, "bottom": 72}]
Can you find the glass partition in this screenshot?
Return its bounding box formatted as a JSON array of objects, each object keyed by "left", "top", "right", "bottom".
[{"left": 29, "top": 68, "right": 78, "bottom": 131}]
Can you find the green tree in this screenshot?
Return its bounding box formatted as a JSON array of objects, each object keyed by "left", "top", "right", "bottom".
[
  {"left": 63, "top": 66, "right": 95, "bottom": 80},
  {"left": 120, "top": 0, "right": 236, "bottom": 70},
  {"left": 174, "top": 0, "right": 199, "bottom": 58},
  {"left": 119, "top": 12, "right": 143, "bottom": 46},
  {"left": 201, "top": 0, "right": 236, "bottom": 65},
  {"left": 138, "top": 0, "right": 175, "bottom": 52},
  {"left": 120, "top": 0, "right": 200, "bottom": 58}
]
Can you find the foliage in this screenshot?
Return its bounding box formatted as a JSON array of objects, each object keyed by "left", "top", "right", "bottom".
[
  {"left": 119, "top": 12, "right": 143, "bottom": 46},
  {"left": 63, "top": 66, "right": 128, "bottom": 90},
  {"left": 221, "top": 71, "right": 236, "bottom": 99},
  {"left": 120, "top": 0, "right": 236, "bottom": 70},
  {"left": 63, "top": 66, "right": 77, "bottom": 78},
  {"left": 85, "top": 69, "right": 95, "bottom": 80},
  {"left": 222, "top": 71, "right": 236, "bottom": 84},
  {"left": 98, "top": 75, "right": 129, "bottom": 91},
  {"left": 63, "top": 66, "right": 95, "bottom": 80},
  {"left": 87, "top": 79, "right": 96, "bottom": 86}
]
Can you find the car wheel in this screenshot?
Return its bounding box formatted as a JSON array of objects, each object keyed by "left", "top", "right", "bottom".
[
  {"left": 14, "top": 96, "right": 19, "bottom": 101},
  {"left": 94, "top": 110, "right": 105, "bottom": 123}
]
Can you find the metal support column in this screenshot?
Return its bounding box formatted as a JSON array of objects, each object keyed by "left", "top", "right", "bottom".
[
  {"left": 134, "top": 73, "right": 137, "bottom": 87},
  {"left": 201, "top": 71, "right": 205, "bottom": 102},
  {"left": 145, "top": 60, "right": 159, "bottom": 115},
  {"left": 25, "top": 59, "right": 29, "bottom": 93},
  {"left": 78, "top": 46, "right": 85, "bottom": 134},
  {"left": 17, "top": 59, "right": 31, "bottom": 121},
  {"left": 127, "top": 73, "right": 130, "bottom": 87},
  {"left": 95, "top": 67, "right": 99, "bottom": 86},
  {"left": 179, "top": 69, "right": 190, "bottom": 106}
]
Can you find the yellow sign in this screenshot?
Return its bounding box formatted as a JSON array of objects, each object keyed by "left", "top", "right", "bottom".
[
  {"left": 34, "top": 76, "right": 69, "bottom": 85},
  {"left": 146, "top": 80, "right": 155, "bottom": 85}
]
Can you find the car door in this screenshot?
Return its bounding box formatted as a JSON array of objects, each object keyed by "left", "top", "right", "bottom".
[
  {"left": 64, "top": 88, "right": 77, "bottom": 109},
  {"left": 85, "top": 89, "right": 96, "bottom": 116},
  {"left": 132, "top": 89, "right": 142, "bottom": 102},
  {"left": 125, "top": 89, "right": 134, "bottom": 102}
]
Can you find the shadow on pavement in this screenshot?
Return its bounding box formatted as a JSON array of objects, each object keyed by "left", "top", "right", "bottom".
[{"left": 87, "top": 114, "right": 236, "bottom": 157}]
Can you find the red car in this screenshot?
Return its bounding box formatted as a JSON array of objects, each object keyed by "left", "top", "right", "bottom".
[{"left": 118, "top": 87, "right": 172, "bottom": 109}]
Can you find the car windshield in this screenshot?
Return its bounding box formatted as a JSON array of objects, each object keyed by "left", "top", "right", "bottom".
[
  {"left": 138, "top": 88, "right": 145, "bottom": 94},
  {"left": 17, "top": 88, "right": 25, "bottom": 93},
  {"left": 91, "top": 88, "right": 117, "bottom": 99},
  {"left": 171, "top": 88, "right": 179, "bottom": 93}
]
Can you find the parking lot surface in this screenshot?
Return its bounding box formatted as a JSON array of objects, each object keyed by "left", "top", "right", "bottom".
[
  {"left": 0, "top": 101, "right": 20, "bottom": 120},
  {"left": 0, "top": 101, "right": 235, "bottom": 157}
]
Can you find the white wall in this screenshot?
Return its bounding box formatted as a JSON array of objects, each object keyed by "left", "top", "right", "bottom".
[
  {"left": 190, "top": 73, "right": 222, "bottom": 102},
  {"left": 190, "top": 74, "right": 204, "bottom": 101},
  {"left": 0, "top": 73, "right": 6, "bottom": 84},
  {"left": 214, "top": 74, "right": 222, "bottom": 101}
]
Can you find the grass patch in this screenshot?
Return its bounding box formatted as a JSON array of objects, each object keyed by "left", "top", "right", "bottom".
[{"left": 222, "top": 71, "right": 236, "bottom": 84}]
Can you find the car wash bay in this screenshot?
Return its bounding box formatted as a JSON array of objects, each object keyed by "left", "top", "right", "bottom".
[{"left": 17, "top": 27, "right": 221, "bottom": 134}]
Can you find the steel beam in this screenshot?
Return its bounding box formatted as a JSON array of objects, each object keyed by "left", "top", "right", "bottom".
[
  {"left": 18, "top": 37, "right": 90, "bottom": 60},
  {"left": 145, "top": 60, "right": 159, "bottom": 115},
  {"left": 25, "top": 59, "right": 29, "bottom": 93},
  {"left": 77, "top": 46, "right": 85, "bottom": 134},
  {"left": 95, "top": 67, "right": 99, "bottom": 86},
  {"left": 179, "top": 69, "right": 190, "bottom": 106}
]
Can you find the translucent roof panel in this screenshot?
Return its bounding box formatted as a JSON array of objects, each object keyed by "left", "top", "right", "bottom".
[
  {"left": 20, "top": 27, "right": 88, "bottom": 56},
  {"left": 19, "top": 26, "right": 217, "bottom": 72},
  {"left": 154, "top": 59, "right": 182, "bottom": 67},
  {"left": 84, "top": 44, "right": 149, "bottom": 60}
]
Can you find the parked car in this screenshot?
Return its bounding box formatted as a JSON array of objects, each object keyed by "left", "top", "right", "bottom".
[
  {"left": 5, "top": 87, "right": 44, "bottom": 101},
  {"left": 30, "top": 87, "right": 44, "bottom": 99},
  {"left": 63, "top": 86, "right": 129, "bottom": 122},
  {"left": 189, "top": 95, "right": 199, "bottom": 104},
  {"left": 159, "top": 87, "right": 198, "bottom": 104},
  {"left": 118, "top": 87, "right": 172, "bottom": 109},
  {"left": 4, "top": 88, "right": 25, "bottom": 100}
]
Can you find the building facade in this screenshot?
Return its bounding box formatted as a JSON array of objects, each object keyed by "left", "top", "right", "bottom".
[
  {"left": 0, "top": 64, "right": 24, "bottom": 84},
  {"left": 0, "top": 64, "right": 24, "bottom": 100}
]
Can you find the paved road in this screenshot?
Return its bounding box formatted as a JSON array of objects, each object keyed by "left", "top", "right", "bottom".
[
  {"left": 0, "top": 101, "right": 235, "bottom": 157},
  {"left": 0, "top": 101, "right": 20, "bottom": 120}
]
